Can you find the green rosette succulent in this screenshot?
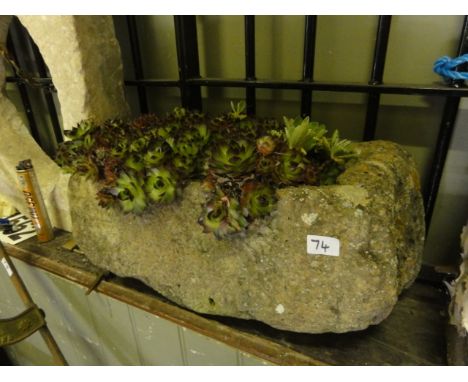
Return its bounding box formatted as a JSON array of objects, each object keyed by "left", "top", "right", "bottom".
[
  {"left": 255, "top": 155, "right": 276, "bottom": 177},
  {"left": 144, "top": 168, "right": 177, "bottom": 204},
  {"left": 198, "top": 192, "right": 248, "bottom": 239},
  {"left": 275, "top": 151, "right": 308, "bottom": 185},
  {"left": 143, "top": 143, "right": 166, "bottom": 167},
  {"left": 241, "top": 182, "right": 277, "bottom": 218},
  {"left": 113, "top": 172, "right": 147, "bottom": 214},
  {"left": 210, "top": 139, "right": 257, "bottom": 176},
  {"left": 124, "top": 154, "right": 145, "bottom": 172},
  {"left": 128, "top": 136, "right": 150, "bottom": 153}
]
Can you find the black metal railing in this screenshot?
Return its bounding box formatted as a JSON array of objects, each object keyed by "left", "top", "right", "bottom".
[{"left": 5, "top": 15, "right": 468, "bottom": 234}]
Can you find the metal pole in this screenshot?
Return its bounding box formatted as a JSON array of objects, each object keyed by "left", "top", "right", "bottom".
[
  {"left": 244, "top": 15, "right": 256, "bottom": 116},
  {"left": 363, "top": 15, "right": 392, "bottom": 141},
  {"left": 301, "top": 15, "right": 317, "bottom": 117},
  {"left": 0, "top": 241, "right": 67, "bottom": 365}
]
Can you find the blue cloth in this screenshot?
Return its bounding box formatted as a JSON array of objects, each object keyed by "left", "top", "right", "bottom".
[{"left": 433, "top": 54, "right": 468, "bottom": 80}]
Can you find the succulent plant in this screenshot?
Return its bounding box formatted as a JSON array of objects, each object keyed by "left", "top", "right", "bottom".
[
  {"left": 143, "top": 143, "right": 167, "bottom": 167},
  {"left": 256, "top": 135, "right": 276, "bottom": 156},
  {"left": 240, "top": 182, "right": 277, "bottom": 218},
  {"left": 228, "top": 101, "right": 248, "bottom": 121},
  {"left": 198, "top": 191, "right": 248, "bottom": 239},
  {"left": 283, "top": 116, "right": 327, "bottom": 154},
  {"left": 130, "top": 113, "right": 161, "bottom": 131},
  {"left": 144, "top": 168, "right": 177, "bottom": 204},
  {"left": 320, "top": 130, "right": 356, "bottom": 165},
  {"left": 55, "top": 103, "right": 356, "bottom": 239},
  {"left": 210, "top": 139, "right": 257, "bottom": 176},
  {"left": 275, "top": 151, "right": 308, "bottom": 185},
  {"left": 65, "top": 119, "right": 97, "bottom": 140},
  {"left": 112, "top": 172, "right": 147, "bottom": 214},
  {"left": 255, "top": 155, "right": 277, "bottom": 177},
  {"left": 124, "top": 154, "right": 145, "bottom": 173}
]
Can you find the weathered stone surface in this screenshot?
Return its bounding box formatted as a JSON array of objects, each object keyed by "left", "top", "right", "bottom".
[
  {"left": 18, "top": 16, "right": 130, "bottom": 130},
  {"left": 69, "top": 141, "right": 425, "bottom": 333},
  {"left": 0, "top": 16, "right": 129, "bottom": 230}
]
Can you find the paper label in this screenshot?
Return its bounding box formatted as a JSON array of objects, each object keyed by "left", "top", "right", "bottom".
[
  {"left": 307, "top": 235, "right": 340, "bottom": 257},
  {"left": 0, "top": 213, "right": 36, "bottom": 245},
  {"left": 1, "top": 258, "right": 13, "bottom": 277}
]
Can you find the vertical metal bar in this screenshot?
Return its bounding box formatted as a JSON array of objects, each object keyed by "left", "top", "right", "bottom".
[
  {"left": 20, "top": 23, "right": 63, "bottom": 144},
  {"left": 6, "top": 29, "right": 41, "bottom": 145},
  {"left": 424, "top": 16, "right": 468, "bottom": 230},
  {"left": 363, "top": 15, "right": 392, "bottom": 141},
  {"left": 126, "top": 15, "right": 149, "bottom": 114},
  {"left": 300, "top": 16, "right": 317, "bottom": 117},
  {"left": 174, "top": 16, "right": 202, "bottom": 111},
  {"left": 244, "top": 16, "right": 256, "bottom": 115}
]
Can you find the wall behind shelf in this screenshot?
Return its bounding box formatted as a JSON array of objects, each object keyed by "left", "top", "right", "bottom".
[{"left": 0, "top": 258, "right": 272, "bottom": 366}]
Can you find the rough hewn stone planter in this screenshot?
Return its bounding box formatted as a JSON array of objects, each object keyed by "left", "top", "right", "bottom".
[{"left": 69, "top": 140, "right": 424, "bottom": 334}]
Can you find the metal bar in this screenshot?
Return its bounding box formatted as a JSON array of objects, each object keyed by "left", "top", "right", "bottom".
[
  {"left": 122, "top": 77, "right": 468, "bottom": 96},
  {"left": 6, "top": 30, "right": 41, "bottom": 145},
  {"left": 126, "top": 15, "right": 149, "bottom": 114},
  {"left": 0, "top": 242, "right": 68, "bottom": 365},
  {"left": 301, "top": 16, "right": 317, "bottom": 117},
  {"left": 174, "top": 16, "right": 202, "bottom": 111},
  {"left": 245, "top": 16, "right": 256, "bottom": 115},
  {"left": 24, "top": 24, "right": 63, "bottom": 144},
  {"left": 6, "top": 76, "right": 53, "bottom": 86},
  {"left": 363, "top": 16, "right": 392, "bottom": 141},
  {"left": 424, "top": 16, "right": 468, "bottom": 230},
  {"left": 180, "top": 78, "right": 468, "bottom": 96}
]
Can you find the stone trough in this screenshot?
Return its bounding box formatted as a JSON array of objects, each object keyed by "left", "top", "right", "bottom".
[{"left": 69, "top": 140, "right": 425, "bottom": 334}]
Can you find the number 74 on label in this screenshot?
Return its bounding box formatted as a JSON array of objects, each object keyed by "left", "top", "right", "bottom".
[{"left": 306, "top": 235, "right": 340, "bottom": 257}]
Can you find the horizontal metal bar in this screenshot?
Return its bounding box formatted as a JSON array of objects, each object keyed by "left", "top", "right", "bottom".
[
  {"left": 124, "top": 78, "right": 468, "bottom": 96},
  {"left": 9, "top": 75, "right": 468, "bottom": 98},
  {"left": 6, "top": 76, "right": 53, "bottom": 86}
]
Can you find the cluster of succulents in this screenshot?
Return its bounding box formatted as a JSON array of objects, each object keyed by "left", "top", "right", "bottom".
[{"left": 56, "top": 101, "right": 356, "bottom": 239}]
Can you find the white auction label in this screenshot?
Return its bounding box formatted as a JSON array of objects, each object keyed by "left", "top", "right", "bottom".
[
  {"left": 306, "top": 235, "right": 340, "bottom": 257},
  {"left": 1, "top": 258, "right": 13, "bottom": 277}
]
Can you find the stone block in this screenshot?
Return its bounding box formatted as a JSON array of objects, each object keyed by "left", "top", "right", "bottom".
[
  {"left": 0, "top": 16, "right": 129, "bottom": 231},
  {"left": 69, "top": 141, "right": 425, "bottom": 333}
]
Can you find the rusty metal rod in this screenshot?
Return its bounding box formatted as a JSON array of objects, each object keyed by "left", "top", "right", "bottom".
[{"left": 0, "top": 241, "right": 67, "bottom": 365}]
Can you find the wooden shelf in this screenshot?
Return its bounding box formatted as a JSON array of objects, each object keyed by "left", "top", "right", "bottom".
[{"left": 4, "top": 230, "right": 449, "bottom": 365}]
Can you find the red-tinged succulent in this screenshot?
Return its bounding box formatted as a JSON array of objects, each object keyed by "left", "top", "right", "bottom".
[
  {"left": 198, "top": 191, "right": 248, "bottom": 239},
  {"left": 256, "top": 135, "right": 276, "bottom": 156}
]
